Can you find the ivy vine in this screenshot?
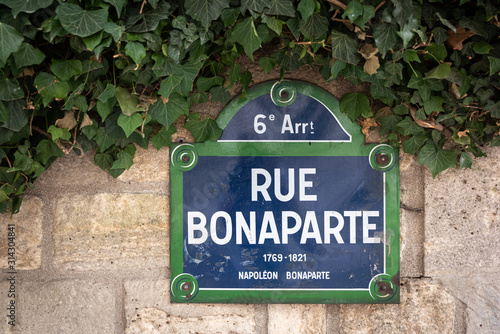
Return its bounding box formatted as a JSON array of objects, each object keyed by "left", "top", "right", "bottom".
[{"left": 0, "top": 0, "right": 498, "bottom": 214}]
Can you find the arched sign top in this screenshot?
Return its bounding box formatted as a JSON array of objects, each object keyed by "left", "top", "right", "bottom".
[{"left": 216, "top": 81, "right": 363, "bottom": 144}]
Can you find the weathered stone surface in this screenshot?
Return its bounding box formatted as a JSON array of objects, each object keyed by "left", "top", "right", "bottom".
[
  {"left": 16, "top": 280, "right": 115, "bottom": 333},
  {"left": 268, "top": 304, "right": 326, "bottom": 334},
  {"left": 425, "top": 146, "right": 500, "bottom": 274},
  {"left": 34, "top": 151, "right": 111, "bottom": 190},
  {"left": 0, "top": 197, "right": 43, "bottom": 270},
  {"left": 119, "top": 144, "right": 170, "bottom": 182},
  {"left": 340, "top": 279, "right": 457, "bottom": 333},
  {"left": 127, "top": 307, "right": 254, "bottom": 334},
  {"left": 425, "top": 148, "right": 500, "bottom": 333},
  {"left": 399, "top": 151, "right": 425, "bottom": 278},
  {"left": 53, "top": 194, "right": 169, "bottom": 270},
  {"left": 438, "top": 272, "right": 500, "bottom": 333},
  {"left": 124, "top": 279, "right": 256, "bottom": 333}
]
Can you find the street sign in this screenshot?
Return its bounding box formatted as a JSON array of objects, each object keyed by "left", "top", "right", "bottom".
[{"left": 170, "top": 81, "right": 399, "bottom": 303}]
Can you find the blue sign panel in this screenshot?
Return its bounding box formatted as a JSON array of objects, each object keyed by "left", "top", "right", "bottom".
[
  {"left": 170, "top": 81, "right": 399, "bottom": 304},
  {"left": 183, "top": 156, "right": 384, "bottom": 289}
]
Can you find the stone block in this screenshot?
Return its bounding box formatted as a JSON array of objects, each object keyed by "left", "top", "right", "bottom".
[
  {"left": 399, "top": 208, "right": 424, "bottom": 278},
  {"left": 119, "top": 144, "right": 170, "bottom": 182},
  {"left": 34, "top": 152, "right": 111, "bottom": 191},
  {"left": 340, "top": 279, "right": 457, "bottom": 333},
  {"left": 53, "top": 193, "right": 169, "bottom": 270},
  {"left": 268, "top": 304, "right": 326, "bottom": 334},
  {"left": 0, "top": 197, "right": 43, "bottom": 270},
  {"left": 16, "top": 280, "right": 115, "bottom": 334},
  {"left": 438, "top": 272, "right": 500, "bottom": 333},
  {"left": 424, "top": 147, "right": 500, "bottom": 274},
  {"left": 124, "top": 279, "right": 256, "bottom": 334}
]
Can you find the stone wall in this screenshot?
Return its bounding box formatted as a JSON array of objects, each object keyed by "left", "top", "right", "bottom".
[{"left": 1, "top": 64, "right": 499, "bottom": 333}]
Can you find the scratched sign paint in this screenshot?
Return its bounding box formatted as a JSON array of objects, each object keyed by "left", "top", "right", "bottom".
[{"left": 170, "top": 81, "right": 400, "bottom": 303}]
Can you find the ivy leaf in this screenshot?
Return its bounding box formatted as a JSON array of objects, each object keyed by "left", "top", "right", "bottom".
[
  {"left": 34, "top": 72, "right": 70, "bottom": 106},
  {"left": 241, "top": 0, "right": 268, "bottom": 13},
  {"left": 124, "top": 42, "right": 146, "bottom": 66},
  {"left": 262, "top": 15, "right": 285, "bottom": 36},
  {"left": 184, "top": 0, "right": 230, "bottom": 30},
  {"left": 330, "top": 31, "right": 360, "bottom": 65},
  {"left": 380, "top": 115, "right": 402, "bottom": 135},
  {"left": 231, "top": 17, "right": 262, "bottom": 61},
  {"left": 0, "top": 75, "right": 24, "bottom": 101},
  {"left": 397, "top": 117, "right": 425, "bottom": 136},
  {"left": 459, "top": 152, "right": 472, "bottom": 169},
  {"left": 0, "top": 102, "right": 8, "bottom": 123},
  {"left": 392, "top": 0, "right": 414, "bottom": 27},
  {"left": 407, "top": 73, "right": 443, "bottom": 101},
  {"left": 197, "top": 76, "right": 224, "bottom": 93},
  {"left": 286, "top": 18, "right": 300, "bottom": 40},
  {"left": 103, "top": 0, "right": 127, "bottom": 18},
  {"left": 158, "top": 75, "right": 183, "bottom": 99},
  {"left": 104, "top": 22, "right": 125, "bottom": 42},
  {"left": 259, "top": 57, "right": 276, "bottom": 74},
  {"left": 488, "top": 57, "right": 500, "bottom": 76},
  {"left": 3, "top": 100, "right": 27, "bottom": 132},
  {"left": 342, "top": 0, "right": 363, "bottom": 23},
  {"left": 47, "top": 125, "right": 71, "bottom": 142},
  {"left": 97, "top": 98, "right": 116, "bottom": 122},
  {"left": 111, "top": 144, "right": 136, "bottom": 170},
  {"left": 117, "top": 113, "right": 143, "bottom": 138},
  {"left": 300, "top": 13, "right": 329, "bottom": 40},
  {"left": 297, "top": 0, "right": 315, "bottom": 20},
  {"left": 432, "top": 27, "right": 448, "bottom": 45},
  {"left": 115, "top": 87, "right": 145, "bottom": 116},
  {"left": 484, "top": 100, "right": 500, "bottom": 118},
  {"left": 50, "top": 59, "right": 83, "bottom": 81},
  {"left": 373, "top": 23, "right": 399, "bottom": 57},
  {"left": 163, "top": 60, "right": 204, "bottom": 96},
  {"left": 125, "top": 3, "right": 171, "bottom": 33},
  {"left": 185, "top": 113, "right": 223, "bottom": 142},
  {"left": 264, "top": 0, "right": 295, "bottom": 17},
  {"left": 94, "top": 152, "right": 113, "bottom": 171},
  {"left": 56, "top": 3, "right": 108, "bottom": 38},
  {"left": 221, "top": 8, "right": 240, "bottom": 27},
  {"left": 330, "top": 60, "right": 347, "bottom": 79},
  {"left": 418, "top": 143, "right": 456, "bottom": 177},
  {"left": 403, "top": 133, "right": 428, "bottom": 155},
  {"left": 97, "top": 84, "right": 116, "bottom": 103},
  {"left": 0, "top": 22, "right": 24, "bottom": 63},
  {"left": 423, "top": 95, "right": 445, "bottom": 115},
  {"left": 0, "top": 0, "right": 53, "bottom": 18},
  {"left": 152, "top": 124, "right": 176, "bottom": 150},
  {"left": 425, "top": 63, "right": 451, "bottom": 79},
  {"left": 473, "top": 41, "right": 493, "bottom": 55},
  {"left": 403, "top": 49, "right": 420, "bottom": 63},
  {"left": 13, "top": 43, "right": 45, "bottom": 68},
  {"left": 340, "top": 93, "right": 370, "bottom": 122},
  {"left": 210, "top": 86, "right": 231, "bottom": 105},
  {"left": 95, "top": 127, "right": 114, "bottom": 151},
  {"left": 149, "top": 94, "right": 188, "bottom": 128},
  {"left": 394, "top": 104, "right": 409, "bottom": 115}
]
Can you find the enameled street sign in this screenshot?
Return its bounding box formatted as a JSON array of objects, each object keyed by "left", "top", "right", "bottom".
[{"left": 170, "top": 81, "right": 400, "bottom": 304}]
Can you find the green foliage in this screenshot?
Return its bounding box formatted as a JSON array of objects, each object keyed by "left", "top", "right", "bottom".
[{"left": 0, "top": 0, "right": 498, "bottom": 214}]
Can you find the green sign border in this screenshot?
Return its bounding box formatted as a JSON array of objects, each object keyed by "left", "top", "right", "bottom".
[{"left": 170, "top": 81, "right": 400, "bottom": 304}]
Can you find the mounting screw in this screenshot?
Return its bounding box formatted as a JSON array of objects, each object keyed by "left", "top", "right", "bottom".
[
  {"left": 376, "top": 153, "right": 389, "bottom": 166},
  {"left": 377, "top": 281, "right": 394, "bottom": 295},
  {"left": 182, "top": 155, "right": 190, "bottom": 163},
  {"left": 181, "top": 282, "right": 191, "bottom": 291}
]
